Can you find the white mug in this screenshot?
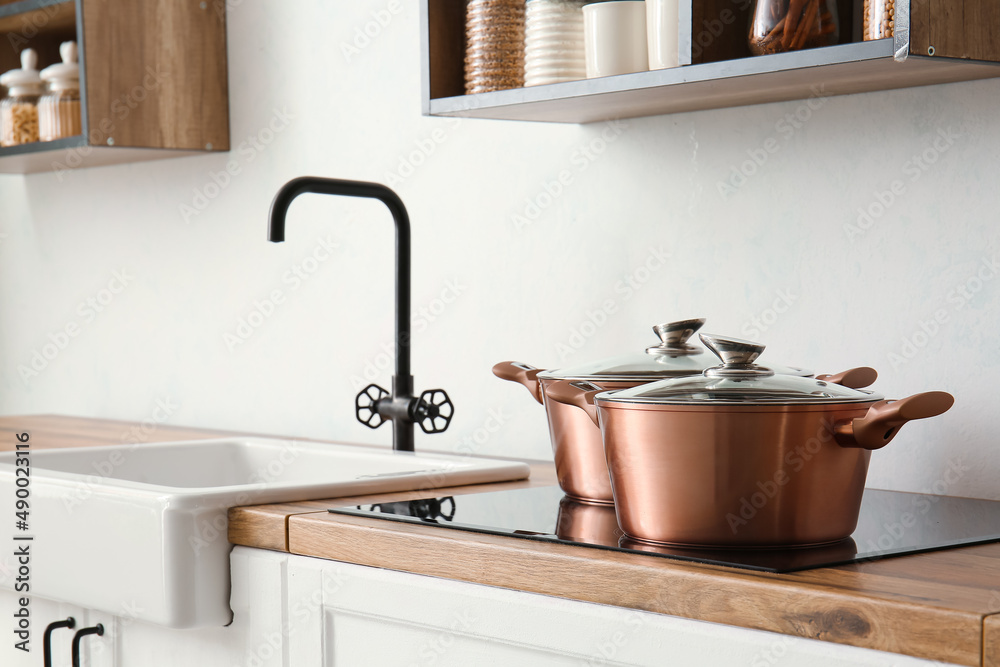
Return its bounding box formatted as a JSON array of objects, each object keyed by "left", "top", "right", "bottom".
[
  {"left": 582, "top": 1, "right": 648, "bottom": 78},
  {"left": 646, "top": 0, "right": 680, "bottom": 69}
]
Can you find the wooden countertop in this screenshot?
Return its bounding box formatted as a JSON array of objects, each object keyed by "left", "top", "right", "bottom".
[{"left": 4, "top": 415, "right": 999, "bottom": 666}]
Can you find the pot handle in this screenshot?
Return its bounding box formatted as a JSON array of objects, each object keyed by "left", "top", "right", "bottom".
[
  {"left": 835, "top": 391, "right": 954, "bottom": 451},
  {"left": 544, "top": 380, "right": 602, "bottom": 426},
  {"left": 816, "top": 367, "right": 878, "bottom": 389},
  {"left": 492, "top": 361, "right": 544, "bottom": 404}
]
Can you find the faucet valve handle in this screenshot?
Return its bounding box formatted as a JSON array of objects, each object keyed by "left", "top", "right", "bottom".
[
  {"left": 412, "top": 389, "right": 454, "bottom": 434},
  {"left": 355, "top": 384, "right": 390, "bottom": 429}
]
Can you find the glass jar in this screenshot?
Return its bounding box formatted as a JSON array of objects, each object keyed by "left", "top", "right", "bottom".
[
  {"left": 863, "top": 0, "right": 894, "bottom": 40},
  {"left": 465, "top": 0, "right": 525, "bottom": 94},
  {"left": 0, "top": 48, "right": 43, "bottom": 147},
  {"left": 748, "top": 0, "right": 839, "bottom": 56},
  {"left": 39, "top": 41, "right": 82, "bottom": 141}
]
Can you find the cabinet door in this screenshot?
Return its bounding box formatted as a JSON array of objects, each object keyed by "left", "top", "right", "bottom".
[
  {"left": 112, "top": 547, "right": 288, "bottom": 667},
  {"left": 0, "top": 590, "right": 104, "bottom": 667}
]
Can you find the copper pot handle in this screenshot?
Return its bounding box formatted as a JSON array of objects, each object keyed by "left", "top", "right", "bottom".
[
  {"left": 835, "top": 391, "right": 954, "bottom": 451},
  {"left": 543, "top": 380, "right": 602, "bottom": 426},
  {"left": 816, "top": 366, "right": 878, "bottom": 389},
  {"left": 492, "top": 361, "right": 544, "bottom": 404}
]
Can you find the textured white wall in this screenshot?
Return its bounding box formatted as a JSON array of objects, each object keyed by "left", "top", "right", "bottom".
[{"left": 1, "top": 1, "right": 997, "bottom": 500}]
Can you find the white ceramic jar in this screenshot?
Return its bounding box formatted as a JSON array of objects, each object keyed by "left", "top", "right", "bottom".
[{"left": 582, "top": 1, "right": 648, "bottom": 79}]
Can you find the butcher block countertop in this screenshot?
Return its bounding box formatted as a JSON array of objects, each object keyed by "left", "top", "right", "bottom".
[{"left": 4, "top": 415, "right": 1000, "bottom": 666}]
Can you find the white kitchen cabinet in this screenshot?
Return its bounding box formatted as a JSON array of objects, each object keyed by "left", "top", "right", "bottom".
[
  {"left": 276, "top": 548, "right": 958, "bottom": 667},
  {"left": 0, "top": 546, "right": 965, "bottom": 666}
]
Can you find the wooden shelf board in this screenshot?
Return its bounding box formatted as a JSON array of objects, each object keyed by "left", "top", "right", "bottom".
[
  {"left": 428, "top": 41, "right": 1000, "bottom": 123},
  {"left": 0, "top": 0, "right": 74, "bottom": 33},
  {"left": 0, "top": 137, "right": 209, "bottom": 174}
]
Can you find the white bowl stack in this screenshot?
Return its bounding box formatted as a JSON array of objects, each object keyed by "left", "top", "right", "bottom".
[{"left": 524, "top": 0, "right": 587, "bottom": 87}]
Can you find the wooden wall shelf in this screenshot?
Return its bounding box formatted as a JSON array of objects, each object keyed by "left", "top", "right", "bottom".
[
  {"left": 0, "top": 0, "right": 229, "bottom": 174},
  {"left": 421, "top": 0, "right": 1000, "bottom": 124}
]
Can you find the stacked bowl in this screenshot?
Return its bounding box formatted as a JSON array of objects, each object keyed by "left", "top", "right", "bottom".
[{"left": 524, "top": 0, "right": 587, "bottom": 86}]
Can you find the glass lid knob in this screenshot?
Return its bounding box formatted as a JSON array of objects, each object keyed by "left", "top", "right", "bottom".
[
  {"left": 646, "top": 318, "right": 706, "bottom": 355},
  {"left": 699, "top": 333, "right": 774, "bottom": 377}
]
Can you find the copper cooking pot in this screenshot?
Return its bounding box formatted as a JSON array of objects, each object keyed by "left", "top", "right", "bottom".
[
  {"left": 494, "top": 319, "right": 874, "bottom": 505},
  {"left": 545, "top": 334, "right": 954, "bottom": 548}
]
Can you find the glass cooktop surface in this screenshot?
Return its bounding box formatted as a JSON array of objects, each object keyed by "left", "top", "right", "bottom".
[{"left": 329, "top": 486, "right": 1000, "bottom": 573}]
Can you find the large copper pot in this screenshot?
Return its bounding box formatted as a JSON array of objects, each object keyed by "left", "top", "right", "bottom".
[
  {"left": 494, "top": 320, "right": 871, "bottom": 505},
  {"left": 545, "top": 334, "right": 954, "bottom": 547}
]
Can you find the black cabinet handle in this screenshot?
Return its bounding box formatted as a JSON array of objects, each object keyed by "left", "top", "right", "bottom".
[
  {"left": 71, "top": 623, "right": 104, "bottom": 667},
  {"left": 43, "top": 617, "right": 75, "bottom": 667}
]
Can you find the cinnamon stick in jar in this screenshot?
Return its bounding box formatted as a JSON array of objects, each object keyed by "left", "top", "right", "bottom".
[{"left": 748, "top": 0, "right": 839, "bottom": 56}]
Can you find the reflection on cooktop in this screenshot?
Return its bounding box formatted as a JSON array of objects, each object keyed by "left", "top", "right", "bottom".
[{"left": 329, "top": 486, "right": 1000, "bottom": 573}]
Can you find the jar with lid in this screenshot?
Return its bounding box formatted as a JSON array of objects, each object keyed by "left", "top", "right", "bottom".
[
  {"left": 0, "top": 48, "right": 43, "bottom": 146},
  {"left": 862, "top": 0, "right": 894, "bottom": 40},
  {"left": 39, "top": 41, "right": 82, "bottom": 142},
  {"left": 748, "top": 0, "right": 839, "bottom": 56}
]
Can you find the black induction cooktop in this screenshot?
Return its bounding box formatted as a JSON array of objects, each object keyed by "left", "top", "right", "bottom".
[{"left": 329, "top": 486, "right": 1000, "bottom": 573}]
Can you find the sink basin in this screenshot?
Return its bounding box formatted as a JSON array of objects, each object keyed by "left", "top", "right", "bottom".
[{"left": 0, "top": 437, "right": 530, "bottom": 628}]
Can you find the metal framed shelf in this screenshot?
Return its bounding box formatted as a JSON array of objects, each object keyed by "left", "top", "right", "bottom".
[
  {"left": 421, "top": 0, "right": 1000, "bottom": 124},
  {"left": 0, "top": 136, "right": 206, "bottom": 174},
  {"left": 0, "top": 0, "right": 228, "bottom": 174}
]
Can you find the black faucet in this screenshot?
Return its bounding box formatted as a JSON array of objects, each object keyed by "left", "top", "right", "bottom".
[{"left": 268, "top": 177, "right": 453, "bottom": 451}]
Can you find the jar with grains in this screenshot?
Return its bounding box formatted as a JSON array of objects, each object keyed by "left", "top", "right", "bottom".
[
  {"left": 748, "top": 0, "right": 839, "bottom": 56},
  {"left": 465, "top": 0, "right": 525, "bottom": 94},
  {"left": 39, "top": 41, "right": 82, "bottom": 142},
  {"left": 0, "top": 48, "right": 44, "bottom": 147},
  {"left": 863, "top": 0, "right": 894, "bottom": 40}
]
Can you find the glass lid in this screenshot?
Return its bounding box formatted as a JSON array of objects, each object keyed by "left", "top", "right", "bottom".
[
  {"left": 537, "top": 319, "right": 811, "bottom": 382},
  {"left": 600, "top": 334, "right": 883, "bottom": 405}
]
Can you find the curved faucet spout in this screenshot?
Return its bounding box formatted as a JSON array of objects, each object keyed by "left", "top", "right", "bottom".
[{"left": 268, "top": 177, "right": 419, "bottom": 450}]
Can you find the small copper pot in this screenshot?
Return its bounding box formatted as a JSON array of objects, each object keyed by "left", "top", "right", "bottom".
[
  {"left": 545, "top": 334, "right": 954, "bottom": 548},
  {"left": 494, "top": 320, "right": 871, "bottom": 505}
]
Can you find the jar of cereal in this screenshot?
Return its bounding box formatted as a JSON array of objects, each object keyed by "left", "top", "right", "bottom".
[
  {"left": 0, "top": 48, "right": 43, "bottom": 146},
  {"left": 39, "top": 41, "right": 82, "bottom": 142}
]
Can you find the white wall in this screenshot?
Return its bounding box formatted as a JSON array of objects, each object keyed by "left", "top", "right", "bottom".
[{"left": 1, "top": 1, "right": 997, "bottom": 500}]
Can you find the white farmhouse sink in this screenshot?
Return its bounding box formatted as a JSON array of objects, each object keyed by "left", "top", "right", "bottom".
[{"left": 0, "top": 438, "right": 529, "bottom": 628}]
